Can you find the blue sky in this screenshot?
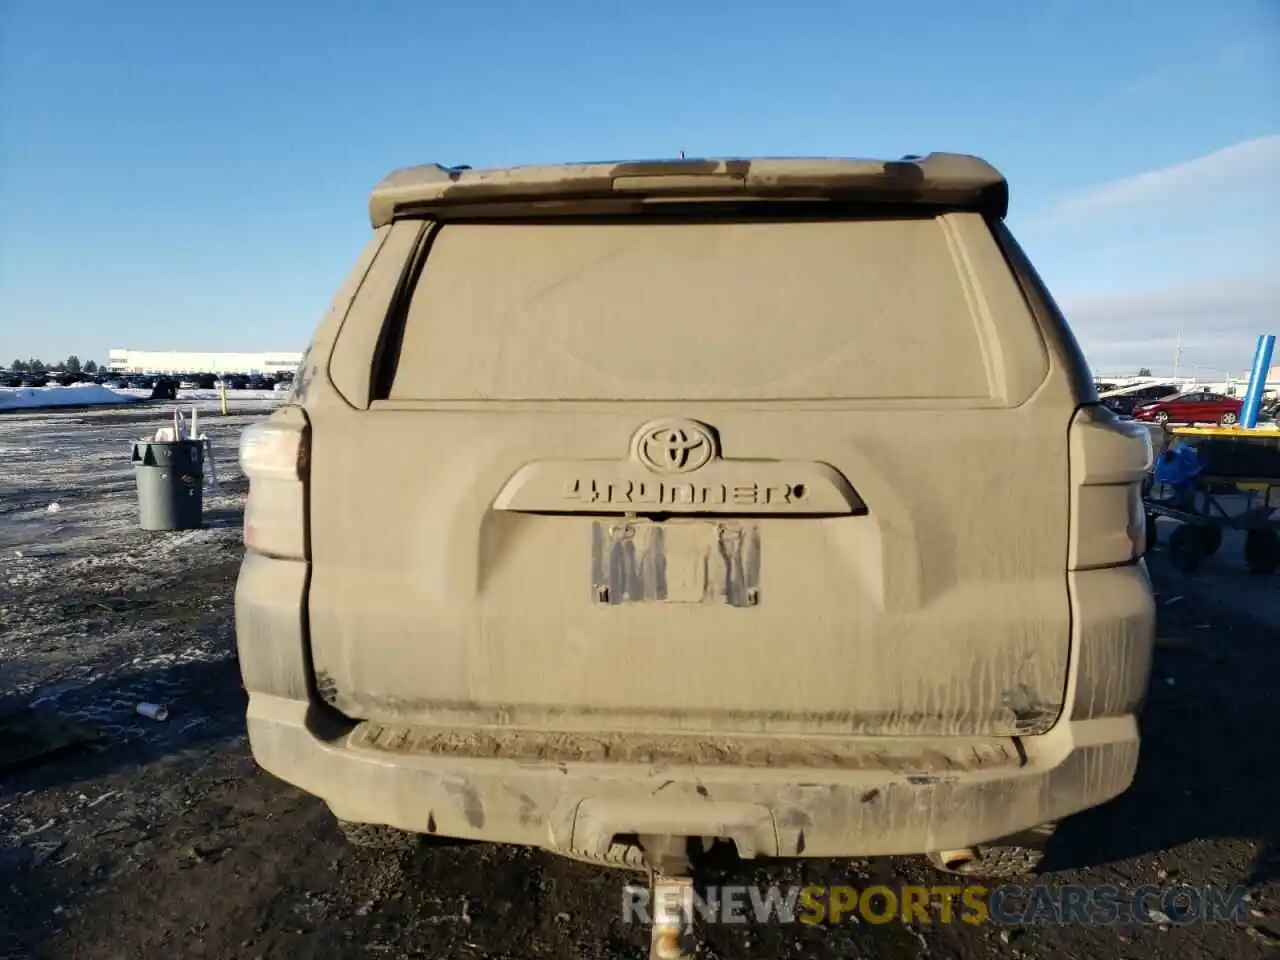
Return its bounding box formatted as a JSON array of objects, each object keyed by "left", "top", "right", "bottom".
[{"left": 1, "top": 0, "right": 1276, "bottom": 377}]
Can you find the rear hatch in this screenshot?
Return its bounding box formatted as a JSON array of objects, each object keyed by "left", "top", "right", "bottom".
[{"left": 307, "top": 165, "right": 1088, "bottom": 740}]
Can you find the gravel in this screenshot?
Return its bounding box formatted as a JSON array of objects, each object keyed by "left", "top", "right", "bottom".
[{"left": 1, "top": 401, "right": 1276, "bottom": 959}]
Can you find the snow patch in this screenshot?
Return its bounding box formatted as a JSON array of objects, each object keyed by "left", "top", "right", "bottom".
[
  {"left": 117, "top": 388, "right": 284, "bottom": 402},
  {"left": 1, "top": 385, "right": 142, "bottom": 411}
]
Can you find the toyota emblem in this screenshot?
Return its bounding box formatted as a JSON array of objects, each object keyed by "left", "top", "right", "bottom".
[{"left": 634, "top": 419, "right": 717, "bottom": 474}]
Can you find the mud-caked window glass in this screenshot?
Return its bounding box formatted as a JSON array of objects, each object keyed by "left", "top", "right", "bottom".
[{"left": 387, "top": 217, "right": 1005, "bottom": 402}]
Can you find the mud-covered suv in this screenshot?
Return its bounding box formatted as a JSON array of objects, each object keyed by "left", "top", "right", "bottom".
[{"left": 236, "top": 155, "right": 1155, "bottom": 884}]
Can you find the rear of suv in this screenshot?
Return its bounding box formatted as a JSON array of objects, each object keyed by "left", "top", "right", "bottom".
[{"left": 235, "top": 154, "right": 1155, "bottom": 881}]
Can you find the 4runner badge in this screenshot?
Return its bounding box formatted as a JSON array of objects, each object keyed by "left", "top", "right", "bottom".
[{"left": 634, "top": 419, "right": 717, "bottom": 474}]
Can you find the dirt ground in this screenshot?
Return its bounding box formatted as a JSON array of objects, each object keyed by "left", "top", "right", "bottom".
[{"left": 1, "top": 402, "right": 1278, "bottom": 960}]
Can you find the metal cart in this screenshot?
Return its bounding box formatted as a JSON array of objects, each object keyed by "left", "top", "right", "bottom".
[{"left": 1143, "top": 426, "right": 1280, "bottom": 576}]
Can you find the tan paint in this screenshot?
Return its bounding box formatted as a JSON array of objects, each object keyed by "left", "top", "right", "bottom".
[{"left": 235, "top": 153, "right": 1156, "bottom": 864}]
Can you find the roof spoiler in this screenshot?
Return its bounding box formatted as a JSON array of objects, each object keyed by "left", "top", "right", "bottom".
[{"left": 368, "top": 153, "right": 1009, "bottom": 227}]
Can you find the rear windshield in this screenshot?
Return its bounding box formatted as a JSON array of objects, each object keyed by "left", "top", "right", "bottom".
[{"left": 387, "top": 217, "right": 1000, "bottom": 402}]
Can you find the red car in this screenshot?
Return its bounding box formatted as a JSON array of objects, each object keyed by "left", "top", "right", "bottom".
[{"left": 1132, "top": 390, "right": 1243, "bottom": 426}]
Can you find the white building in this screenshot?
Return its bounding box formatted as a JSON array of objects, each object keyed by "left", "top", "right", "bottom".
[
  {"left": 1096, "top": 365, "right": 1279, "bottom": 398},
  {"left": 1196, "top": 364, "right": 1280, "bottom": 397},
  {"left": 107, "top": 349, "right": 304, "bottom": 375}
]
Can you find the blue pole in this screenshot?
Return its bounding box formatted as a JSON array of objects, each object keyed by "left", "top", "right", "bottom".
[{"left": 1239, "top": 334, "right": 1276, "bottom": 429}]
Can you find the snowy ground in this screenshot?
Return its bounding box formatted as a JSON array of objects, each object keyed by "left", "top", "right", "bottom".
[
  {"left": 1, "top": 384, "right": 285, "bottom": 412},
  {"left": 116, "top": 388, "right": 285, "bottom": 403},
  {"left": 0, "top": 401, "right": 1277, "bottom": 959},
  {"left": 0, "top": 401, "right": 273, "bottom": 734},
  {"left": 0, "top": 385, "right": 142, "bottom": 411}
]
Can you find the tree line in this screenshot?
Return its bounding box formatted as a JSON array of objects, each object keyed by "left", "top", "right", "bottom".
[{"left": 9, "top": 356, "right": 100, "bottom": 374}]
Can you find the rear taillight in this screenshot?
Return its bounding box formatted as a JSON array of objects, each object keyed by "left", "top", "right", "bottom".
[
  {"left": 240, "top": 416, "right": 308, "bottom": 481},
  {"left": 1069, "top": 404, "right": 1154, "bottom": 570},
  {"left": 239, "top": 406, "right": 310, "bottom": 561}
]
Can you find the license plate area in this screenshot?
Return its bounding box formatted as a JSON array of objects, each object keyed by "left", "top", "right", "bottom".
[{"left": 591, "top": 520, "right": 760, "bottom": 606}]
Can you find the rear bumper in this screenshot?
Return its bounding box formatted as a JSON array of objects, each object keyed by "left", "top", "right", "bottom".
[
  {"left": 246, "top": 693, "right": 1139, "bottom": 859},
  {"left": 237, "top": 551, "right": 1152, "bottom": 858}
]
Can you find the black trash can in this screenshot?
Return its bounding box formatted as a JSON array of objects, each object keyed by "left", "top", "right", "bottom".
[{"left": 131, "top": 440, "right": 204, "bottom": 531}]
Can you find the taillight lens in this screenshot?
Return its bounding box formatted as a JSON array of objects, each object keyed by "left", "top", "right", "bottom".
[
  {"left": 239, "top": 408, "right": 309, "bottom": 560},
  {"left": 240, "top": 419, "right": 308, "bottom": 482},
  {"left": 1069, "top": 405, "right": 1154, "bottom": 570}
]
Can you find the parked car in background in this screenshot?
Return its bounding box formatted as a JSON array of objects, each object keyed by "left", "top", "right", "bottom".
[
  {"left": 150, "top": 377, "right": 180, "bottom": 400},
  {"left": 20, "top": 374, "right": 50, "bottom": 387},
  {"left": 1100, "top": 383, "right": 1181, "bottom": 417},
  {"left": 1132, "top": 391, "right": 1243, "bottom": 426},
  {"left": 2, "top": 372, "right": 24, "bottom": 387},
  {"left": 246, "top": 375, "right": 273, "bottom": 391},
  {"left": 219, "top": 374, "right": 249, "bottom": 390}
]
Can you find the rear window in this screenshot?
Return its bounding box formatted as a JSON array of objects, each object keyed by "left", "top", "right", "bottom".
[{"left": 386, "top": 217, "right": 1006, "bottom": 402}]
